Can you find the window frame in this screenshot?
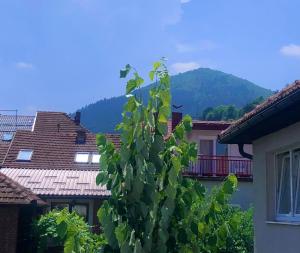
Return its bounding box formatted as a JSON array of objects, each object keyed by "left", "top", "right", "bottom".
[
  {"left": 275, "top": 149, "right": 300, "bottom": 222},
  {"left": 16, "top": 149, "right": 33, "bottom": 161},
  {"left": 74, "top": 152, "right": 90, "bottom": 163},
  {"left": 91, "top": 153, "right": 100, "bottom": 164}
]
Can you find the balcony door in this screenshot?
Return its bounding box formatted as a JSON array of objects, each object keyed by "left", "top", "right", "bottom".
[{"left": 199, "top": 139, "right": 214, "bottom": 175}]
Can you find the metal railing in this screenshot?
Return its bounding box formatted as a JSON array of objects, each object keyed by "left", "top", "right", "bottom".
[{"left": 183, "top": 155, "right": 252, "bottom": 179}]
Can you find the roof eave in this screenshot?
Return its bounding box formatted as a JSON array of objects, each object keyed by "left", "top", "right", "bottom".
[{"left": 219, "top": 88, "right": 300, "bottom": 144}]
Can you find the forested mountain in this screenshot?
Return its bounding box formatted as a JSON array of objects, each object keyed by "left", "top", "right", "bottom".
[
  {"left": 77, "top": 68, "right": 273, "bottom": 133},
  {"left": 201, "top": 96, "right": 265, "bottom": 121}
]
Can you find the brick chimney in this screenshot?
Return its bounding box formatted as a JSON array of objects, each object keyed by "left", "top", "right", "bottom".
[
  {"left": 172, "top": 111, "right": 183, "bottom": 130},
  {"left": 74, "top": 111, "right": 81, "bottom": 125}
]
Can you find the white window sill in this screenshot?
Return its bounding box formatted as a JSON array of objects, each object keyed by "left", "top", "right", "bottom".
[{"left": 266, "top": 221, "right": 300, "bottom": 226}]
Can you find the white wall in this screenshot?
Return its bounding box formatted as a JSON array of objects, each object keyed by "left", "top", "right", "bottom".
[{"left": 253, "top": 121, "right": 300, "bottom": 253}]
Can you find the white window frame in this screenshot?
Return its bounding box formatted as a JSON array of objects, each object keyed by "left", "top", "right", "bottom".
[
  {"left": 75, "top": 152, "right": 90, "bottom": 163},
  {"left": 17, "top": 149, "right": 33, "bottom": 161},
  {"left": 91, "top": 153, "right": 100, "bottom": 164},
  {"left": 276, "top": 149, "right": 300, "bottom": 222}
]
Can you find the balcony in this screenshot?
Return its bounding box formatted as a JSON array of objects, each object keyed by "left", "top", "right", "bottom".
[{"left": 183, "top": 155, "right": 252, "bottom": 181}]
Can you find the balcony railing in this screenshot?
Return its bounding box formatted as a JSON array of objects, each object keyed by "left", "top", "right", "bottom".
[{"left": 183, "top": 155, "right": 252, "bottom": 179}]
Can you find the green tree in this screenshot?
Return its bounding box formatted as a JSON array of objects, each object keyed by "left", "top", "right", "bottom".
[{"left": 96, "top": 61, "right": 239, "bottom": 253}]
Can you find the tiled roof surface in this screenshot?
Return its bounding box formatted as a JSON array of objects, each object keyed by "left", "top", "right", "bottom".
[
  {"left": 0, "top": 141, "right": 10, "bottom": 164},
  {"left": 192, "top": 120, "right": 231, "bottom": 130},
  {"left": 0, "top": 115, "right": 35, "bottom": 132},
  {"left": 2, "top": 131, "right": 120, "bottom": 170},
  {"left": 0, "top": 172, "right": 45, "bottom": 205},
  {"left": 33, "top": 111, "right": 87, "bottom": 133},
  {"left": 106, "top": 134, "right": 121, "bottom": 150},
  {"left": 1, "top": 111, "right": 121, "bottom": 170},
  {"left": 1, "top": 168, "right": 109, "bottom": 197},
  {"left": 220, "top": 80, "right": 300, "bottom": 139}
]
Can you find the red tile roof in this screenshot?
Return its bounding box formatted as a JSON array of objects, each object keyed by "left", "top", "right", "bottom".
[
  {"left": 0, "top": 172, "right": 45, "bottom": 205},
  {"left": 219, "top": 80, "right": 300, "bottom": 142},
  {"left": 33, "top": 111, "right": 87, "bottom": 133},
  {"left": 1, "top": 168, "right": 109, "bottom": 197},
  {"left": 2, "top": 131, "right": 120, "bottom": 170},
  {"left": 192, "top": 120, "right": 231, "bottom": 130}
]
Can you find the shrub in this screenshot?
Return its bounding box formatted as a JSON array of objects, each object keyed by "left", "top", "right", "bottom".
[{"left": 34, "top": 209, "right": 105, "bottom": 253}]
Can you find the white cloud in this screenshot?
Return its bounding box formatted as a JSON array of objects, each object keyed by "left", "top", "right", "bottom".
[
  {"left": 180, "top": 0, "right": 191, "bottom": 3},
  {"left": 170, "top": 61, "right": 200, "bottom": 74},
  {"left": 15, "top": 62, "right": 34, "bottom": 70},
  {"left": 280, "top": 44, "right": 300, "bottom": 58}
]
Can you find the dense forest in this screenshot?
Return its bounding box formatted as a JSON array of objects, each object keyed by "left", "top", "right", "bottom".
[
  {"left": 201, "top": 96, "right": 265, "bottom": 121},
  {"left": 77, "top": 68, "right": 272, "bottom": 133}
]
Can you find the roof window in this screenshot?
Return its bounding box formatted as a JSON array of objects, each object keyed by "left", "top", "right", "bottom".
[
  {"left": 17, "top": 149, "right": 33, "bottom": 161},
  {"left": 92, "top": 153, "right": 100, "bottom": 163},
  {"left": 2, "top": 132, "right": 13, "bottom": 141},
  {"left": 75, "top": 152, "right": 89, "bottom": 163}
]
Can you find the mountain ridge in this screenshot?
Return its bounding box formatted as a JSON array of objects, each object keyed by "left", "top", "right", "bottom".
[{"left": 78, "top": 68, "right": 273, "bottom": 133}]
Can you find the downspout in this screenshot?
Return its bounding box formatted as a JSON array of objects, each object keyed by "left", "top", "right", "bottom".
[{"left": 238, "top": 143, "right": 253, "bottom": 160}]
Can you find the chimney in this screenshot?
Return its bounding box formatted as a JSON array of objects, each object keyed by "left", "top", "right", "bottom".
[
  {"left": 172, "top": 111, "right": 183, "bottom": 131},
  {"left": 76, "top": 130, "right": 86, "bottom": 144},
  {"left": 74, "top": 111, "right": 81, "bottom": 125}
]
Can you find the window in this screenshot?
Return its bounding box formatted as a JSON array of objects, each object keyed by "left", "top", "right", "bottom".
[
  {"left": 51, "top": 202, "right": 88, "bottom": 221},
  {"left": 216, "top": 143, "right": 228, "bottom": 156},
  {"left": 276, "top": 149, "right": 300, "bottom": 221},
  {"left": 75, "top": 152, "right": 89, "bottom": 163},
  {"left": 73, "top": 204, "right": 88, "bottom": 220},
  {"left": 17, "top": 149, "right": 33, "bottom": 161},
  {"left": 51, "top": 202, "right": 70, "bottom": 211},
  {"left": 2, "top": 133, "right": 13, "bottom": 141},
  {"left": 92, "top": 153, "right": 100, "bottom": 163}
]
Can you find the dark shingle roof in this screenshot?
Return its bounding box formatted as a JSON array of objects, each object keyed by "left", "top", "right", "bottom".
[{"left": 0, "top": 172, "right": 45, "bottom": 205}]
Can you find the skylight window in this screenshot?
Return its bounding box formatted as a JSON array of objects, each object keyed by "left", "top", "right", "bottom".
[
  {"left": 92, "top": 154, "right": 100, "bottom": 163},
  {"left": 75, "top": 152, "right": 89, "bottom": 163},
  {"left": 17, "top": 149, "right": 33, "bottom": 161},
  {"left": 2, "top": 133, "right": 13, "bottom": 141}
]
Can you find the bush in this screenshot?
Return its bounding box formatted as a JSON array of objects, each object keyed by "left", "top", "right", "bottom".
[{"left": 34, "top": 209, "right": 106, "bottom": 253}]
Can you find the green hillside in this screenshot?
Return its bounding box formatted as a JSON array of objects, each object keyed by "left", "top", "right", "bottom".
[{"left": 78, "top": 68, "right": 272, "bottom": 133}]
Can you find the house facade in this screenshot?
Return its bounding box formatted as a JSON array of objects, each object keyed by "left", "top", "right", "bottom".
[
  {"left": 171, "top": 112, "right": 253, "bottom": 209},
  {"left": 0, "top": 172, "right": 45, "bottom": 253},
  {"left": 219, "top": 80, "right": 300, "bottom": 253},
  {"left": 0, "top": 111, "right": 119, "bottom": 233}
]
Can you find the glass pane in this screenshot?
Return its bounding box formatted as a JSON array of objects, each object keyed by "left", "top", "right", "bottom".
[
  {"left": 293, "top": 150, "right": 300, "bottom": 214},
  {"left": 277, "top": 153, "right": 291, "bottom": 215},
  {"left": 199, "top": 140, "right": 214, "bottom": 156},
  {"left": 52, "top": 203, "right": 69, "bottom": 211},
  {"left": 216, "top": 143, "right": 228, "bottom": 156},
  {"left": 73, "top": 204, "right": 88, "bottom": 220},
  {"left": 92, "top": 154, "right": 100, "bottom": 163},
  {"left": 17, "top": 149, "right": 33, "bottom": 161},
  {"left": 75, "top": 153, "right": 89, "bottom": 163},
  {"left": 2, "top": 132, "right": 13, "bottom": 141}
]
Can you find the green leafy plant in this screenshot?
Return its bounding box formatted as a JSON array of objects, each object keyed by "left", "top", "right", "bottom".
[
  {"left": 34, "top": 209, "right": 105, "bottom": 253},
  {"left": 96, "top": 61, "right": 244, "bottom": 253}
]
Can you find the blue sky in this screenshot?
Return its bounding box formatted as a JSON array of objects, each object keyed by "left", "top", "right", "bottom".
[{"left": 0, "top": 0, "right": 299, "bottom": 114}]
